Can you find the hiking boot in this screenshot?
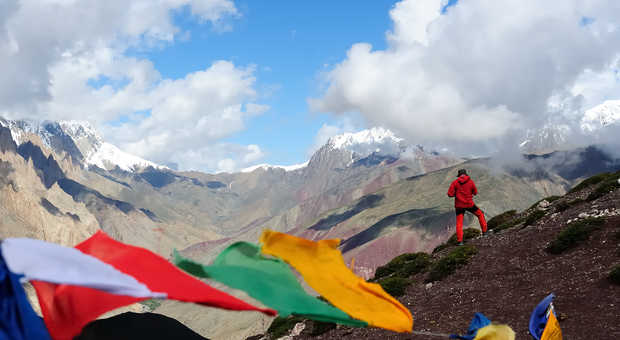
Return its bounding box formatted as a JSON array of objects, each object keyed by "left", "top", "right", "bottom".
[{"left": 457, "top": 241, "right": 464, "bottom": 246}]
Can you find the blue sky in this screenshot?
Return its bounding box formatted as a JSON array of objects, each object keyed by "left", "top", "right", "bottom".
[
  {"left": 3, "top": 0, "right": 619, "bottom": 172},
  {"left": 130, "top": 0, "right": 398, "bottom": 166}
]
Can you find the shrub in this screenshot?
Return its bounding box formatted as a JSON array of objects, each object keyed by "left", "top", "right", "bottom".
[
  {"left": 266, "top": 316, "right": 305, "bottom": 340},
  {"left": 432, "top": 228, "right": 481, "bottom": 254},
  {"left": 427, "top": 245, "right": 477, "bottom": 282},
  {"left": 494, "top": 217, "right": 524, "bottom": 232},
  {"left": 432, "top": 243, "right": 448, "bottom": 254},
  {"left": 569, "top": 173, "right": 611, "bottom": 193},
  {"left": 447, "top": 228, "right": 481, "bottom": 245},
  {"left": 609, "top": 265, "right": 620, "bottom": 285},
  {"left": 487, "top": 210, "right": 517, "bottom": 230},
  {"left": 378, "top": 277, "right": 410, "bottom": 297},
  {"left": 546, "top": 218, "right": 605, "bottom": 254},
  {"left": 373, "top": 253, "right": 431, "bottom": 280},
  {"left": 524, "top": 210, "right": 546, "bottom": 226},
  {"left": 586, "top": 176, "right": 620, "bottom": 201}
]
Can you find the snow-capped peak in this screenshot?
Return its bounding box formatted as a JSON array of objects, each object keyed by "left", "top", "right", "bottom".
[
  {"left": 0, "top": 117, "right": 163, "bottom": 172},
  {"left": 241, "top": 161, "right": 308, "bottom": 173},
  {"left": 327, "top": 127, "right": 403, "bottom": 150},
  {"left": 324, "top": 127, "right": 405, "bottom": 160},
  {"left": 57, "top": 120, "right": 164, "bottom": 171},
  {"left": 581, "top": 100, "right": 620, "bottom": 132},
  {"left": 86, "top": 142, "right": 163, "bottom": 172},
  {"left": 59, "top": 120, "right": 102, "bottom": 144}
]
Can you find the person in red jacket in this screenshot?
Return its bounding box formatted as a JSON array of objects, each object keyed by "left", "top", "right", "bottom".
[{"left": 447, "top": 169, "right": 487, "bottom": 245}]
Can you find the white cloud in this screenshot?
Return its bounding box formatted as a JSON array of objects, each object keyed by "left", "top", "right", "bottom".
[
  {"left": 0, "top": 0, "right": 271, "bottom": 172},
  {"left": 171, "top": 143, "right": 265, "bottom": 173},
  {"left": 310, "top": 0, "right": 620, "bottom": 152},
  {"left": 95, "top": 60, "right": 266, "bottom": 171},
  {"left": 307, "top": 116, "right": 361, "bottom": 156}
]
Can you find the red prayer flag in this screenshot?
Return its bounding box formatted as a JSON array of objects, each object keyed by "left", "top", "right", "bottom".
[{"left": 32, "top": 231, "right": 276, "bottom": 340}]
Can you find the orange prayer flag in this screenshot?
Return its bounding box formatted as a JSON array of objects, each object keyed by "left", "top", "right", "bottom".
[{"left": 259, "top": 229, "right": 413, "bottom": 332}]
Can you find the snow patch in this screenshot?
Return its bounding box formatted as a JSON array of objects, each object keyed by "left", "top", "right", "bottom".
[
  {"left": 328, "top": 127, "right": 403, "bottom": 150},
  {"left": 86, "top": 142, "right": 164, "bottom": 172},
  {"left": 241, "top": 161, "right": 308, "bottom": 173}
]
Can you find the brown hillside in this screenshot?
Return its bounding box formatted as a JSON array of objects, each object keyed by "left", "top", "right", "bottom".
[{"left": 287, "top": 173, "right": 620, "bottom": 340}]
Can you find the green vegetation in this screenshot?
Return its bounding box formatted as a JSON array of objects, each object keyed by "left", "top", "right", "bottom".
[
  {"left": 433, "top": 228, "right": 480, "bottom": 253},
  {"left": 546, "top": 218, "right": 605, "bottom": 254},
  {"left": 487, "top": 210, "right": 517, "bottom": 230},
  {"left": 586, "top": 173, "right": 620, "bottom": 201},
  {"left": 373, "top": 252, "right": 431, "bottom": 280},
  {"left": 569, "top": 173, "right": 612, "bottom": 193},
  {"left": 432, "top": 243, "right": 449, "bottom": 254},
  {"left": 447, "top": 228, "right": 481, "bottom": 245},
  {"left": 266, "top": 316, "right": 305, "bottom": 339},
  {"left": 373, "top": 253, "right": 431, "bottom": 296},
  {"left": 524, "top": 210, "right": 546, "bottom": 226},
  {"left": 139, "top": 299, "right": 162, "bottom": 311},
  {"left": 568, "top": 171, "right": 620, "bottom": 201},
  {"left": 494, "top": 217, "right": 524, "bottom": 232},
  {"left": 528, "top": 196, "right": 561, "bottom": 210},
  {"left": 427, "top": 245, "right": 477, "bottom": 282},
  {"left": 378, "top": 277, "right": 410, "bottom": 297},
  {"left": 609, "top": 265, "right": 620, "bottom": 285}
]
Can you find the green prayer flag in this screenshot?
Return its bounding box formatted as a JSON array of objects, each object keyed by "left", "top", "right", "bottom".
[{"left": 173, "top": 242, "right": 366, "bottom": 327}]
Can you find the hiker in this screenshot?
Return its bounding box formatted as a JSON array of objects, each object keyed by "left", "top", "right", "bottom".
[{"left": 447, "top": 169, "right": 487, "bottom": 245}]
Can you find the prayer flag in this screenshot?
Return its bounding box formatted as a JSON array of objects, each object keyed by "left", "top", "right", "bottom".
[
  {"left": 173, "top": 242, "right": 366, "bottom": 327},
  {"left": 259, "top": 230, "right": 413, "bottom": 332}
]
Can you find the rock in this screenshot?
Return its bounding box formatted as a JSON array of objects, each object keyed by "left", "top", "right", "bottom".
[
  {"left": 538, "top": 200, "right": 550, "bottom": 209},
  {"left": 578, "top": 212, "right": 589, "bottom": 219},
  {"left": 425, "top": 283, "right": 433, "bottom": 290},
  {"left": 278, "top": 322, "right": 306, "bottom": 340}
]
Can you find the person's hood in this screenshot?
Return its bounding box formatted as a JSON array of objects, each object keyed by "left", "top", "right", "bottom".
[{"left": 458, "top": 174, "right": 470, "bottom": 184}]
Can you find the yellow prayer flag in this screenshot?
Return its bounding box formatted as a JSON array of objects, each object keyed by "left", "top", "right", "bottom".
[
  {"left": 259, "top": 229, "right": 413, "bottom": 332},
  {"left": 474, "top": 324, "right": 516, "bottom": 340},
  {"left": 541, "top": 311, "right": 562, "bottom": 340}
]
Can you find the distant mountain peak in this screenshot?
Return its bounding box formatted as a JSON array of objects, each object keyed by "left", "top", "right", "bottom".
[
  {"left": 240, "top": 161, "right": 309, "bottom": 173},
  {"left": 581, "top": 99, "right": 620, "bottom": 132},
  {"left": 327, "top": 127, "right": 403, "bottom": 151},
  {"left": 520, "top": 99, "right": 620, "bottom": 154},
  {"left": 0, "top": 118, "right": 163, "bottom": 172}
]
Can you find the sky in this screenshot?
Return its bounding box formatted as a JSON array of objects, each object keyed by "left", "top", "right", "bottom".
[{"left": 1, "top": 0, "right": 619, "bottom": 173}]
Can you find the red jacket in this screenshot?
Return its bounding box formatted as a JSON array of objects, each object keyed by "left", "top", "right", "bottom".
[{"left": 447, "top": 175, "right": 477, "bottom": 208}]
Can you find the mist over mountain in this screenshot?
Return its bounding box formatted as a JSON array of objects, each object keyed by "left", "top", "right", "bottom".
[{"left": 519, "top": 100, "right": 620, "bottom": 154}]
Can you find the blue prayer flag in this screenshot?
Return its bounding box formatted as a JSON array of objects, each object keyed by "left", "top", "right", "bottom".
[
  {"left": 529, "top": 293, "right": 555, "bottom": 340},
  {"left": 450, "top": 312, "right": 492, "bottom": 340},
  {"left": 0, "top": 250, "right": 51, "bottom": 340}
]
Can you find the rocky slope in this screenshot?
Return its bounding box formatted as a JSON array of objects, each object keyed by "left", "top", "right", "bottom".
[{"left": 276, "top": 171, "right": 620, "bottom": 340}]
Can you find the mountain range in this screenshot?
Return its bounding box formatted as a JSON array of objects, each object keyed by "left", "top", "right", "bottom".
[{"left": 1, "top": 116, "right": 619, "bottom": 339}]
